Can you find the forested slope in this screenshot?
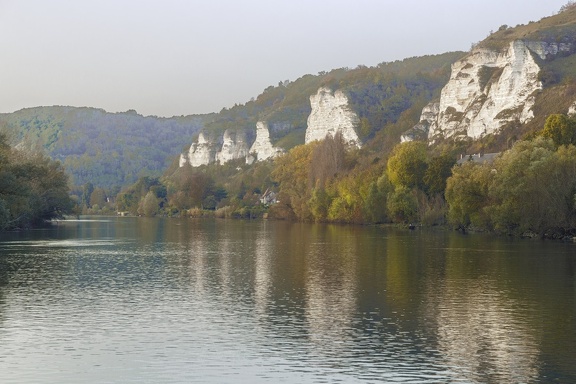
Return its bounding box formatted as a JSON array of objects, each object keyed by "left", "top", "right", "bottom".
[{"left": 0, "top": 107, "right": 205, "bottom": 189}]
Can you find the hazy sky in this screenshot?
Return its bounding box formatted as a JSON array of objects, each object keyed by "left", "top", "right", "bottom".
[{"left": 0, "top": 0, "right": 569, "bottom": 117}]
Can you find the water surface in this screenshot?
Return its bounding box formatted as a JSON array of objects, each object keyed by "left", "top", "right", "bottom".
[{"left": 0, "top": 217, "right": 575, "bottom": 383}]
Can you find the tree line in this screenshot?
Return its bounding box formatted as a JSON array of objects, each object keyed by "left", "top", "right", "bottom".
[{"left": 106, "top": 113, "right": 576, "bottom": 239}]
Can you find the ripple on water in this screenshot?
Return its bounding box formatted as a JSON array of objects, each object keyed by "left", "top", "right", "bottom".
[{"left": 0, "top": 220, "right": 575, "bottom": 383}]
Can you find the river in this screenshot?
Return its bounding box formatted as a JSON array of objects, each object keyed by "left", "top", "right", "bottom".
[{"left": 0, "top": 217, "right": 575, "bottom": 383}]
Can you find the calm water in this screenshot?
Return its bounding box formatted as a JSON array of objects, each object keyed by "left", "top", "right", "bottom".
[{"left": 0, "top": 217, "right": 575, "bottom": 383}]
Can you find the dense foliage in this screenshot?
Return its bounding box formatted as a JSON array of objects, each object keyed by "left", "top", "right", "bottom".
[
  {"left": 0, "top": 133, "right": 74, "bottom": 230},
  {"left": 114, "top": 111, "right": 576, "bottom": 240},
  {"left": 446, "top": 136, "right": 576, "bottom": 237}
]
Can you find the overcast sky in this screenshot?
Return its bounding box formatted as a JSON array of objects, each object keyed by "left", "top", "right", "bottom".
[{"left": 0, "top": 0, "right": 569, "bottom": 117}]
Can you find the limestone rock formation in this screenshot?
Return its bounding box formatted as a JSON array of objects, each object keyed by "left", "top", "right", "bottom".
[
  {"left": 429, "top": 40, "right": 543, "bottom": 141},
  {"left": 401, "top": 102, "right": 439, "bottom": 143},
  {"left": 216, "top": 130, "right": 249, "bottom": 164},
  {"left": 246, "top": 122, "right": 284, "bottom": 164},
  {"left": 179, "top": 132, "right": 219, "bottom": 167},
  {"left": 180, "top": 122, "right": 283, "bottom": 167},
  {"left": 305, "top": 87, "right": 361, "bottom": 147},
  {"left": 406, "top": 40, "right": 576, "bottom": 143}
]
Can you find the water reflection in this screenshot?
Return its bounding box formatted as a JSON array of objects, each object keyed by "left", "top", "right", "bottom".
[
  {"left": 425, "top": 277, "right": 539, "bottom": 382},
  {"left": 254, "top": 222, "right": 272, "bottom": 318},
  {"left": 304, "top": 225, "right": 358, "bottom": 357},
  {"left": 0, "top": 218, "right": 575, "bottom": 383}
]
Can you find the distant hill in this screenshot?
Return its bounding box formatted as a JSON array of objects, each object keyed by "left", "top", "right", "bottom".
[{"left": 0, "top": 107, "right": 205, "bottom": 189}]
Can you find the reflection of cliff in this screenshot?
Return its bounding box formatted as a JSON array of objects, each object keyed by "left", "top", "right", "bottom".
[
  {"left": 427, "top": 279, "right": 538, "bottom": 382},
  {"left": 304, "top": 225, "right": 357, "bottom": 351},
  {"left": 419, "top": 237, "right": 540, "bottom": 383},
  {"left": 254, "top": 223, "right": 272, "bottom": 316}
]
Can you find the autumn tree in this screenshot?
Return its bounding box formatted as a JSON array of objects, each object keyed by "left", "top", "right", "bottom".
[
  {"left": 310, "top": 132, "right": 346, "bottom": 188},
  {"left": 387, "top": 141, "right": 428, "bottom": 189},
  {"left": 445, "top": 161, "right": 494, "bottom": 229},
  {"left": 271, "top": 142, "right": 318, "bottom": 220},
  {"left": 540, "top": 114, "right": 576, "bottom": 147},
  {"left": 487, "top": 137, "right": 576, "bottom": 235},
  {"left": 423, "top": 153, "right": 456, "bottom": 195}
]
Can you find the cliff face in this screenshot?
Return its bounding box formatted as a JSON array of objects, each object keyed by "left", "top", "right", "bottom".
[
  {"left": 180, "top": 86, "right": 363, "bottom": 167},
  {"left": 246, "top": 122, "right": 284, "bottom": 164},
  {"left": 404, "top": 39, "right": 576, "bottom": 143},
  {"left": 179, "top": 132, "right": 219, "bottom": 167},
  {"left": 305, "top": 87, "right": 361, "bottom": 147},
  {"left": 216, "top": 130, "right": 249, "bottom": 164},
  {"left": 426, "top": 40, "right": 543, "bottom": 141},
  {"left": 179, "top": 123, "right": 283, "bottom": 167}
]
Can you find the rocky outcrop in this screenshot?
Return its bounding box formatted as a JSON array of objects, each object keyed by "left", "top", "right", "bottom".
[
  {"left": 179, "top": 132, "right": 219, "bottom": 167},
  {"left": 406, "top": 39, "right": 576, "bottom": 143},
  {"left": 568, "top": 101, "right": 576, "bottom": 116},
  {"left": 216, "top": 130, "right": 249, "bottom": 164},
  {"left": 401, "top": 102, "right": 439, "bottom": 142},
  {"left": 246, "top": 122, "right": 284, "bottom": 164},
  {"left": 180, "top": 87, "right": 364, "bottom": 168},
  {"left": 180, "top": 122, "right": 283, "bottom": 167},
  {"left": 305, "top": 87, "right": 361, "bottom": 147},
  {"left": 428, "top": 40, "right": 543, "bottom": 141}
]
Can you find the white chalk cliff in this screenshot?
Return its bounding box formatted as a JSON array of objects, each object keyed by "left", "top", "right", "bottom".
[
  {"left": 180, "top": 122, "right": 283, "bottom": 167},
  {"left": 401, "top": 102, "right": 439, "bottom": 143},
  {"left": 305, "top": 87, "right": 361, "bottom": 147},
  {"left": 179, "top": 132, "right": 219, "bottom": 167},
  {"left": 246, "top": 122, "right": 284, "bottom": 164},
  {"left": 216, "top": 130, "right": 249, "bottom": 164},
  {"left": 408, "top": 40, "right": 576, "bottom": 143},
  {"left": 180, "top": 87, "right": 363, "bottom": 168}
]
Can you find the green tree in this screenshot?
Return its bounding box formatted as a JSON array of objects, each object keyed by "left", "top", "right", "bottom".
[
  {"left": 423, "top": 154, "right": 456, "bottom": 195},
  {"left": 89, "top": 188, "right": 107, "bottom": 208},
  {"left": 445, "top": 161, "right": 494, "bottom": 229},
  {"left": 488, "top": 138, "right": 576, "bottom": 235},
  {"left": 82, "top": 182, "right": 94, "bottom": 207},
  {"left": 309, "top": 187, "right": 331, "bottom": 222},
  {"left": 363, "top": 181, "right": 388, "bottom": 223},
  {"left": 0, "top": 137, "right": 74, "bottom": 230},
  {"left": 387, "top": 141, "right": 428, "bottom": 189},
  {"left": 540, "top": 114, "right": 576, "bottom": 147},
  {"left": 139, "top": 191, "right": 160, "bottom": 217},
  {"left": 386, "top": 186, "right": 418, "bottom": 223}
]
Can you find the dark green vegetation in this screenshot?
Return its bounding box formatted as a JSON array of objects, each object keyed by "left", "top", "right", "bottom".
[
  {"left": 0, "top": 133, "right": 74, "bottom": 230},
  {"left": 446, "top": 119, "right": 576, "bottom": 238}
]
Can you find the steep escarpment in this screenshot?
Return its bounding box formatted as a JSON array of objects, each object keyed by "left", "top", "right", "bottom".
[
  {"left": 179, "top": 122, "right": 283, "bottom": 167},
  {"left": 405, "top": 8, "right": 576, "bottom": 144},
  {"left": 305, "top": 87, "right": 361, "bottom": 147},
  {"left": 431, "top": 40, "right": 542, "bottom": 141},
  {"left": 176, "top": 53, "right": 459, "bottom": 168},
  {"left": 179, "top": 86, "right": 363, "bottom": 167},
  {"left": 247, "top": 122, "right": 285, "bottom": 163}
]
